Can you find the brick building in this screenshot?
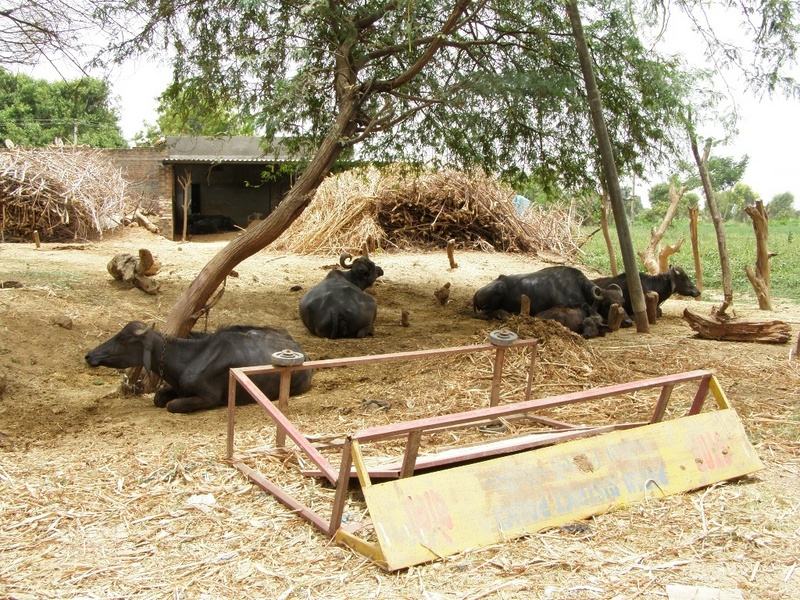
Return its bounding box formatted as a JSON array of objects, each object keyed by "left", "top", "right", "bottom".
[{"left": 104, "top": 136, "right": 296, "bottom": 240}]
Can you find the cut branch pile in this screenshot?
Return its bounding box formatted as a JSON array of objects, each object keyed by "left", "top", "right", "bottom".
[
  {"left": 0, "top": 146, "right": 128, "bottom": 242},
  {"left": 274, "top": 166, "right": 581, "bottom": 255}
]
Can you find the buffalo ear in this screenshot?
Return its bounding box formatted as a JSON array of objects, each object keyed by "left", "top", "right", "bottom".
[{"left": 139, "top": 324, "right": 156, "bottom": 375}]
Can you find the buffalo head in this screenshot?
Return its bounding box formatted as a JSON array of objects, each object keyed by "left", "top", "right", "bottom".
[
  {"left": 669, "top": 266, "right": 701, "bottom": 298},
  {"left": 339, "top": 252, "right": 384, "bottom": 290},
  {"left": 85, "top": 321, "right": 158, "bottom": 374}
]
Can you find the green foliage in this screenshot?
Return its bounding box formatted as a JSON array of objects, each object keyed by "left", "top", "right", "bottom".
[
  {"left": 715, "top": 182, "right": 759, "bottom": 221},
  {"left": 767, "top": 192, "right": 797, "bottom": 219},
  {"left": 0, "top": 68, "right": 127, "bottom": 148},
  {"left": 99, "top": 0, "right": 706, "bottom": 192},
  {"left": 707, "top": 155, "right": 749, "bottom": 191},
  {"left": 135, "top": 83, "right": 257, "bottom": 144},
  {"left": 579, "top": 219, "right": 800, "bottom": 301}
]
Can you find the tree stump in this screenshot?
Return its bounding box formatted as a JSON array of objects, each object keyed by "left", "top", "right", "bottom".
[
  {"left": 682, "top": 309, "right": 790, "bottom": 343},
  {"left": 447, "top": 239, "right": 458, "bottom": 269},
  {"left": 520, "top": 294, "right": 531, "bottom": 317},
  {"left": 107, "top": 249, "right": 162, "bottom": 295},
  {"left": 606, "top": 303, "right": 626, "bottom": 332}
]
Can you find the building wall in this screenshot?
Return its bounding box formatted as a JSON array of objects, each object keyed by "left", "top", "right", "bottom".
[{"left": 102, "top": 146, "right": 174, "bottom": 237}]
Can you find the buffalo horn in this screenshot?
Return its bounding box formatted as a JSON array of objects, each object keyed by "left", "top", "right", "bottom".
[{"left": 339, "top": 252, "right": 354, "bottom": 269}]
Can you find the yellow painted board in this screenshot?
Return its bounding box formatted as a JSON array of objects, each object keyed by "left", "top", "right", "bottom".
[{"left": 362, "top": 409, "right": 763, "bottom": 571}]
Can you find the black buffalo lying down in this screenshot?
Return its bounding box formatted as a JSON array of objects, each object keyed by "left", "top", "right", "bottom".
[
  {"left": 473, "top": 266, "right": 624, "bottom": 320},
  {"left": 85, "top": 322, "right": 313, "bottom": 413},
  {"left": 299, "top": 253, "right": 384, "bottom": 339},
  {"left": 593, "top": 266, "right": 701, "bottom": 317}
]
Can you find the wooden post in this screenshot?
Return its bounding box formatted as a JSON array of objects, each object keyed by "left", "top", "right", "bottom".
[
  {"left": 689, "top": 206, "right": 703, "bottom": 293},
  {"left": 520, "top": 294, "right": 531, "bottom": 317},
  {"left": 645, "top": 291, "right": 659, "bottom": 324},
  {"left": 33, "top": 230, "right": 41, "bottom": 248},
  {"left": 606, "top": 304, "right": 626, "bottom": 331},
  {"left": 447, "top": 239, "right": 458, "bottom": 269}
]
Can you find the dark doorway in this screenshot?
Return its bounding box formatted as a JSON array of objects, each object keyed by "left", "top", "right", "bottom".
[{"left": 190, "top": 183, "right": 202, "bottom": 215}]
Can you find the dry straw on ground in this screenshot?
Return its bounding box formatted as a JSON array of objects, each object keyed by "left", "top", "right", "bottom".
[
  {"left": 0, "top": 146, "right": 128, "bottom": 242},
  {"left": 274, "top": 166, "right": 582, "bottom": 256}
]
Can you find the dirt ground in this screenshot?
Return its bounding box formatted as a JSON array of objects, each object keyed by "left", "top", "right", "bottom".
[{"left": 1, "top": 226, "right": 799, "bottom": 600}]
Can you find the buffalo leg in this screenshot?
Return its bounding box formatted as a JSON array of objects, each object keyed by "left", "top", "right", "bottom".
[
  {"left": 166, "top": 396, "right": 220, "bottom": 413},
  {"left": 154, "top": 387, "right": 179, "bottom": 407}
]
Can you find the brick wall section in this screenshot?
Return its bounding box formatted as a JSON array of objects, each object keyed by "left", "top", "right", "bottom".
[{"left": 101, "top": 147, "right": 174, "bottom": 235}]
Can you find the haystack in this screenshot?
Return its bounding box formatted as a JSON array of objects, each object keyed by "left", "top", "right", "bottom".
[
  {"left": 0, "top": 146, "right": 128, "bottom": 242},
  {"left": 274, "top": 166, "right": 581, "bottom": 255}
]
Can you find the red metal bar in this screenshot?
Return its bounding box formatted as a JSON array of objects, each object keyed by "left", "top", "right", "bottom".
[
  {"left": 489, "top": 346, "right": 506, "bottom": 407},
  {"left": 233, "top": 461, "right": 329, "bottom": 534},
  {"left": 236, "top": 339, "right": 539, "bottom": 378},
  {"left": 302, "top": 422, "right": 649, "bottom": 480},
  {"left": 276, "top": 370, "right": 291, "bottom": 447},
  {"left": 524, "top": 344, "right": 538, "bottom": 402},
  {"left": 353, "top": 370, "right": 713, "bottom": 443},
  {"left": 689, "top": 373, "right": 712, "bottom": 415},
  {"left": 400, "top": 430, "right": 423, "bottom": 478},
  {"left": 650, "top": 384, "right": 674, "bottom": 423},
  {"left": 230, "top": 369, "right": 338, "bottom": 484},
  {"left": 329, "top": 438, "right": 353, "bottom": 535},
  {"left": 227, "top": 371, "right": 237, "bottom": 461}
]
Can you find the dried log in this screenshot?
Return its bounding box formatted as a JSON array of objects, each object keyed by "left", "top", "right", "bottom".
[
  {"left": 682, "top": 308, "right": 791, "bottom": 343},
  {"left": 107, "top": 251, "right": 161, "bottom": 295},
  {"left": 133, "top": 209, "right": 160, "bottom": 234}
]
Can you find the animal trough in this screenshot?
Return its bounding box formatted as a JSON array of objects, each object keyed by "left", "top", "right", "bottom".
[{"left": 226, "top": 334, "right": 763, "bottom": 571}]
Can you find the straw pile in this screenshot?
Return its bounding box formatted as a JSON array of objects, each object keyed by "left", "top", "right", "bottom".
[
  {"left": 0, "top": 146, "right": 128, "bottom": 242},
  {"left": 274, "top": 166, "right": 582, "bottom": 255}
]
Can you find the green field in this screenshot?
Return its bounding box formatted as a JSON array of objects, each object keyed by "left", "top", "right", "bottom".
[{"left": 578, "top": 219, "right": 800, "bottom": 302}]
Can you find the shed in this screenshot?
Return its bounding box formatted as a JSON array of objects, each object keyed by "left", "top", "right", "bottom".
[{"left": 163, "top": 136, "right": 297, "bottom": 240}]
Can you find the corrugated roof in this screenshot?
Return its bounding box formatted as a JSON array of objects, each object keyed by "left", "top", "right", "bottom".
[{"left": 163, "top": 136, "right": 294, "bottom": 164}]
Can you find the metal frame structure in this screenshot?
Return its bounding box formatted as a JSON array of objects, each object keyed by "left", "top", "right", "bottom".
[{"left": 225, "top": 338, "right": 753, "bottom": 568}]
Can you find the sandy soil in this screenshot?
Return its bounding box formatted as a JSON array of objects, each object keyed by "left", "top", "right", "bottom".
[{"left": 1, "top": 226, "right": 799, "bottom": 599}]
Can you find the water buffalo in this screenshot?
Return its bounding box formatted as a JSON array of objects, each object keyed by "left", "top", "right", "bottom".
[
  {"left": 187, "top": 214, "right": 238, "bottom": 235},
  {"left": 473, "top": 266, "right": 624, "bottom": 320},
  {"left": 534, "top": 304, "right": 611, "bottom": 339},
  {"left": 85, "top": 322, "right": 313, "bottom": 413},
  {"left": 299, "top": 253, "right": 384, "bottom": 338},
  {"left": 593, "top": 266, "right": 701, "bottom": 317}
]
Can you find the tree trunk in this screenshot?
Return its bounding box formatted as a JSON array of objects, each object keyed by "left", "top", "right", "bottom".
[
  {"left": 178, "top": 170, "right": 191, "bottom": 243},
  {"left": 566, "top": 0, "right": 648, "bottom": 332},
  {"left": 690, "top": 132, "right": 733, "bottom": 314},
  {"left": 600, "top": 190, "right": 618, "bottom": 276},
  {"left": 163, "top": 100, "right": 360, "bottom": 337},
  {"left": 638, "top": 181, "right": 686, "bottom": 274},
  {"left": 744, "top": 200, "right": 772, "bottom": 310},
  {"left": 688, "top": 206, "right": 703, "bottom": 292}
]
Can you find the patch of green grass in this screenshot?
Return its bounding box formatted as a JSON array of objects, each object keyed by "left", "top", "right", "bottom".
[
  {"left": 579, "top": 218, "right": 800, "bottom": 301},
  {"left": 3, "top": 268, "right": 85, "bottom": 290}
]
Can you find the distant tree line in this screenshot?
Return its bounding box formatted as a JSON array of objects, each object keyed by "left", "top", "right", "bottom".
[{"left": 0, "top": 68, "right": 126, "bottom": 148}]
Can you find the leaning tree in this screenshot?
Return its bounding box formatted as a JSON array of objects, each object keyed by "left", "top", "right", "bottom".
[{"left": 97, "top": 0, "right": 799, "bottom": 336}]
